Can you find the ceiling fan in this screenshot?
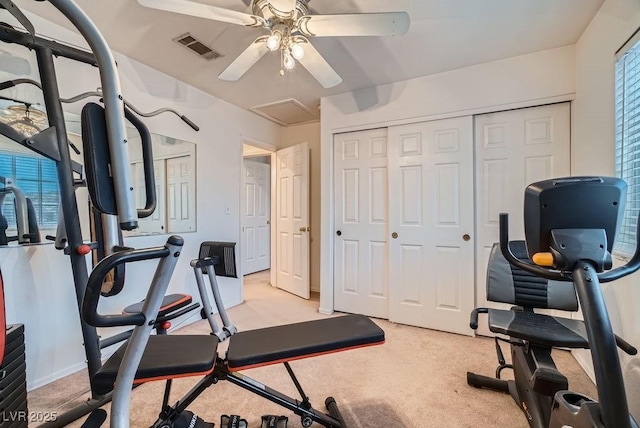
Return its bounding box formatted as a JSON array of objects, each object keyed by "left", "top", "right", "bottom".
[{"left": 137, "top": 0, "right": 410, "bottom": 88}]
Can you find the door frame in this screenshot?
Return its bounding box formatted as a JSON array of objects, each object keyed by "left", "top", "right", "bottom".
[{"left": 239, "top": 136, "right": 277, "bottom": 288}]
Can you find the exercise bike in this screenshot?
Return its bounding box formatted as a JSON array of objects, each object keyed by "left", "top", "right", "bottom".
[{"left": 468, "top": 176, "right": 639, "bottom": 427}]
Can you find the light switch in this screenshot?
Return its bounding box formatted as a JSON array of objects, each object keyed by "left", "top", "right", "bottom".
[{"left": 225, "top": 206, "right": 231, "bottom": 215}]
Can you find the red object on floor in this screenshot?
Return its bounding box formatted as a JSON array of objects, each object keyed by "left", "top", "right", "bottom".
[{"left": 0, "top": 272, "right": 6, "bottom": 365}]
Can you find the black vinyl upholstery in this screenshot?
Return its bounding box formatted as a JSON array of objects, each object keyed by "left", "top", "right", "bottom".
[
  {"left": 488, "top": 310, "right": 589, "bottom": 348},
  {"left": 123, "top": 293, "right": 192, "bottom": 318},
  {"left": 487, "top": 241, "right": 578, "bottom": 311},
  {"left": 227, "top": 314, "right": 384, "bottom": 370},
  {"left": 485, "top": 242, "right": 588, "bottom": 348},
  {"left": 93, "top": 335, "right": 218, "bottom": 395},
  {"left": 199, "top": 242, "right": 237, "bottom": 278},
  {"left": 81, "top": 102, "right": 117, "bottom": 215}
]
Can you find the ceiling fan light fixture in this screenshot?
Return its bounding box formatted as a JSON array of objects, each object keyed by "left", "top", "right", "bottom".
[
  {"left": 283, "top": 51, "right": 296, "bottom": 70},
  {"left": 266, "top": 33, "right": 281, "bottom": 51},
  {"left": 290, "top": 43, "right": 304, "bottom": 60}
]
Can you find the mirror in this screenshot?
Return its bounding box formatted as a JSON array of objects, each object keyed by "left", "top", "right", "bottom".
[
  {"left": 66, "top": 111, "right": 198, "bottom": 237},
  {"left": 0, "top": 103, "right": 197, "bottom": 246},
  {"left": 125, "top": 128, "right": 197, "bottom": 236},
  {"left": 0, "top": 101, "right": 54, "bottom": 245}
]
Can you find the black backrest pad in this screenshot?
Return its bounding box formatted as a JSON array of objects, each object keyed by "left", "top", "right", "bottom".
[
  {"left": 199, "top": 241, "right": 237, "bottom": 278},
  {"left": 487, "top": 241, "right": 578, "bottom": 311},
  {"left": 82, "top": 102, "right": 117, "bottom": 215}
]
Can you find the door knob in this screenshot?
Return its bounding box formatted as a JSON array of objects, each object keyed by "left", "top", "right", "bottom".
[
  {"left": 392, "top": 232, "right": 398, "bottom": 239},
  {"left": 336, "top": 230, "right": 342, "bottom": 236},
  {"left": 463, "top": 234, "right": 471, "bottom": 241},
  {"left": 299, "top": 227, "right": 308, "bottom": 232}
]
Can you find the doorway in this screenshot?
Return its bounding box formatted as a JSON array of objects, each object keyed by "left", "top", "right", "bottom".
[
  {"left": 241, "top": 142, "right": 273, "bottom": 276},
  {"left": 241, "top": 137, "right": 312, "bottom": 299}
]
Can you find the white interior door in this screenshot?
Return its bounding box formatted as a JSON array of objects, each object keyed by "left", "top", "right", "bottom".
[
  {"left": 167, "top": 155, "right": 196, "bottom": 233},
  {"left": 333, "top": 129, "right": 389, "bottom": 319},
  {"left": 276, "top": 143, "right": 310, "bottom": 299},
  {"left": 242, "top": 159, "right": 271, "bottom": 275},
  {"left": 388, "top": 116, "right": 475, "bottom": 336},
  {"left": 475, "top": 102, "right": 571, "bottom": 322}
]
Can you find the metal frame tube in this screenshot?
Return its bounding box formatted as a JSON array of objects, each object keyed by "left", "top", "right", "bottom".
[
  {"left": 110, "top": 237, "right": 183, "bottom": 427},
  {"left": 191, "top": 260, "right": 225, "bottom": 340},
  {"left": 35, "top": 45, "right": 103, "bottom": 395},
  {"left": 8, "top": 183, "right": 30, "bottom": 244},
  {"left": 225, "top": 371, "right": 342, "bottom": 427},
  {"left": 48, "top": 0, "right": 138, "bottom": 230},
  {"left": 0, "top": 179, "right": 30, "bottom": 244},
  {"left": 573, "top": 262, "right": 631, "bottom": 428},
  {"left": 0, "top": 22, "right": 97, "bottom": 65},
  {"left": 206, "top": 268, "right": 237, "bottom": 335}
]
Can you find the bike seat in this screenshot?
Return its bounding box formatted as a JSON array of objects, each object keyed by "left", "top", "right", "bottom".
[{"left": 488, "top": 309, "right": 589, "bottom": 349}]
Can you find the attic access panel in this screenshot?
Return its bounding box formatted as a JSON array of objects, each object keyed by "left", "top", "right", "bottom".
[{"left": 250, "top": 99, "right": 318, "bottom": 126}]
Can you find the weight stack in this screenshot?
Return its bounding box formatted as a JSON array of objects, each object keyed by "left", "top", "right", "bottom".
[{"left": 0, "top": 325, "right": 27, "bottom": 428}]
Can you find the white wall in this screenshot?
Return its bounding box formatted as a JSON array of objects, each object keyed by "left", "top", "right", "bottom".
[
  {"left": 319, "top": 45, "right": 576, "bottom": 314},
  {"left": 0, "top": 12, "right": 281, "bottom": 389},
  {"left": 573, "top": 0, "right": 640, "bottom": 419},
  {"left": 280, "top": 122, "right": 321, "bottom": 292}
]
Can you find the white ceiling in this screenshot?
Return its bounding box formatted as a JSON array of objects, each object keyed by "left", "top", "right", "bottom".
[{"left": 12, "top": 0, "right": 604, "bottom": 125}]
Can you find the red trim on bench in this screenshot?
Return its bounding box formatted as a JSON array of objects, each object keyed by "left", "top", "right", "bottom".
[
  {"left": 227, "top": 339, "right": 385, "bottom": 372},
  {"left": 108, "top": 366, "right": 216, "bottom": 390},
  {"left": 158, "top": 295, "right": 192, "bottom": 312},
  {"left": 122, "top": 294, "right": 192, "bottom": 315}
]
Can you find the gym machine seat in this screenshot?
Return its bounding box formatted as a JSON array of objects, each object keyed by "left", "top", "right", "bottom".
[
  {"left": 92, "top": 334, "right": 219, "bottom": 396},
  {"left": 226, "top": 314, "right": 385, "bottom": 370},
  {"left": 476, "top": 240, "right": 588, "bottom": 349},
  {"left": 123, "top": 293, "right": 196, "bottom": 320},
  {"left": 487, "top": 310, "right": 588, "bottom": 349}
]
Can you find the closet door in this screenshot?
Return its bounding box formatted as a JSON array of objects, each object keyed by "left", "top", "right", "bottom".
[
  {"left": 475, "top": 103, "right": 571, "bottom": 316},
  {"left": 388, "top": 116, "right": 475, "bottom": 336},
  {"left": 333, "top": 129, "right": 389, "bottom": 319}
]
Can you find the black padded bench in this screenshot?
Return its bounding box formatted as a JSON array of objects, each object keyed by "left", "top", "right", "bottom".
[
  {"left": 93, "top": 335, "right": 218, "bottom": 396},
  {"left": 226, "top": 314, "right": 385, "bottom": 370}
]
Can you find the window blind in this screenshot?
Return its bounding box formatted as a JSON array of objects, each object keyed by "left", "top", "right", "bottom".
[
  {"left": 0, "top": 151, "right": 59, "bottom": 230},
  {"left": 615, "top": 35, "right": 640, "bottom": 256}
]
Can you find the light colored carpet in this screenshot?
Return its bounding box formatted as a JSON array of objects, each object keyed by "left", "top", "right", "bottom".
[{"left": 28, "top": 271, "right": 597, "bottom": 427}]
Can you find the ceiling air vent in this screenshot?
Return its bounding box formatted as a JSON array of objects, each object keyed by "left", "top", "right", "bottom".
[{"left": 173, "top": 33, "right": 223, "bottom": 61}]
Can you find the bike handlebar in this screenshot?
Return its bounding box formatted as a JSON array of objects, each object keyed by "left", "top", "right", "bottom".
[{"left": 499, "top": 213, "right": 640, "bottom": 283}]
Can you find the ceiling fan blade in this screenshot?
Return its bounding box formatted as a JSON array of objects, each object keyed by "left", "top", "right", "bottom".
[
  {"left": 137, "top": 0, "right": 266, "bottom": 27},
  {"left": 296, "top": 41, "right": 342, "bottom": 89},
  {"left": 297, "top": 12, "right": 410, "bottom": 37},
  {"left": 218, "top": 37, "right": 269, "bottom": 81}
]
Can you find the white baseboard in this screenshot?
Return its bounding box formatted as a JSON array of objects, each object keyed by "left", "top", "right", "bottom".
[{"left": 27, "top": 361, "right": 88, "bottom": 392}]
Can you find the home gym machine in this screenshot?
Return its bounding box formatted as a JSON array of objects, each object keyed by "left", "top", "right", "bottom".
[
  {"left": 0, "top": 1, "right": 198, "bottom": 426},
  {"left": 468, "top": 176, "right": 639, "bottom": 427},
  {"left": 81, "top": 241, "right": 385, "bottom": 428},
  {"left": 1, "top": 1, "right": 386, "bottom": 427}
]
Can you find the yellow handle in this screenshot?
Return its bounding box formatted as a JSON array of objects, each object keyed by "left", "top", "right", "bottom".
[{"left": 532, "top": 252, "right": 554, "bottom": 267}]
